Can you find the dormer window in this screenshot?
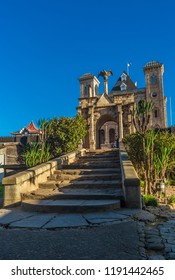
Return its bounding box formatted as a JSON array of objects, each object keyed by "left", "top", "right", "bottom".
[
  {"left": 120, "top": 82, "right": 127, "bottom": 91},
  {"left": 121, "top": 73, "right": 127, "bottom": 81}
]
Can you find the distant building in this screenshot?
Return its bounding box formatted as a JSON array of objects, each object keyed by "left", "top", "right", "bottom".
[
  {"left": 10, "top": 121, "right": 41, "bottom": 144},
  {"left": 77, "top": 61, "right": 167, "bottom": 149}
]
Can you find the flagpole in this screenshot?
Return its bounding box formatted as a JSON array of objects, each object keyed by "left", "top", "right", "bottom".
[
  {"left": 170, "top": 96, "right": 172, "bottom": 126},
  {"left": 127, "top": 63, "right": 129, "bottom": 75}
]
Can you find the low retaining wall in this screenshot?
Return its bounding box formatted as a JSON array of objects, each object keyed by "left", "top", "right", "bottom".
[
  {"left": 119, "top": 143, "right": 142, "bottom": 209},
  {"left": 2, "top": 149, "right": 86, "bottom": 207}
]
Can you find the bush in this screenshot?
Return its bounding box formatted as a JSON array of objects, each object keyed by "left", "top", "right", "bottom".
[
  {"left": 167, "top": 195, "right": 175, "bottom": 204},
  {"left": 143, "top": 194, "right": 158, "bottom": 207},
  {"left": 46, "top": 114, "right": 87, "bottom": 156},
  {"left": 0, "top": 183, "right": 4, "bottom": 198}
]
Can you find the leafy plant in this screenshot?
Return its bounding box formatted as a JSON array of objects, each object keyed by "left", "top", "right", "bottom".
[
  {"left": 167, "top": 195, "right": 175, "bottom": 204},
  {"left": 22, "top": 142, "right": 51, "bottom": 167},
  {"left": 124, "top": 129, "right": 175, "bottom": 195},
  {"left": 0, "top": 182, "right": 4, "bottom": 198},
  {"left": 143, "top": 194, "right": 158, "bottom": 207}
]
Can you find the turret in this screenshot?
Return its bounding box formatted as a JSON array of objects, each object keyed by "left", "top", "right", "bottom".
[{"left": 79, "top": 73, "right": 100, "bottom": 98}]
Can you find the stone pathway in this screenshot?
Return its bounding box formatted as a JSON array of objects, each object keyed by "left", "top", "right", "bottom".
[
  {"left": 0, "top": 208, "right": 138, "bottom": 229},
  {"left": 1, "top": 206, "right": 175, "bottom": 259},
  {"left": 134, "top": 207, "right": 175, "bottom": 260}
]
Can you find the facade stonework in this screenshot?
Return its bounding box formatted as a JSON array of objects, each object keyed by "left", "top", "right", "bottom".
[{"left": 77, "top": 61, "right": 167, "bottom": 150}]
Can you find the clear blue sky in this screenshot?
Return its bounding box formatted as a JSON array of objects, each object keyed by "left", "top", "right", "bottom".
[{"left": 0, "top": 0, "right": 174, "bottom": 135}]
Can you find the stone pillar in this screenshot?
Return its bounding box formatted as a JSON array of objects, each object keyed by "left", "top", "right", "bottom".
[
  {"left": 105, "top": 124, "right": 109, "bottom": 144},
  {"left": 89, "top": 107, "right": 95, "bottom": 150},
  {"left": 118, "top": 104, "right": 123, "bottom": 142},
  {"left": 104, "top": 78, "right": 108, "bottom": 94}
]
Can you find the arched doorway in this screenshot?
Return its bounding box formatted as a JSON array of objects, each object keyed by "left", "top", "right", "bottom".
[
  {"left": 99, "top": 129, "right": 105, "bottom": 145},
  {"left": 96, "top": 114, "right": 118, "bottom": 149},
  {"left": 109, "top": 128, "right": 115, "bottom": 144}
]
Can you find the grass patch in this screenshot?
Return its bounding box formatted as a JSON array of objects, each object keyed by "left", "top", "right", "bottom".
[{"left": 0, "top": 183, "right": 4, "bottom": 198}]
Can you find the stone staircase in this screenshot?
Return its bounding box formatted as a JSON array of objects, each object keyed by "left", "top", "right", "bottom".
[{"left": 21, "top": 149, "right": 124, "bottom": 213}]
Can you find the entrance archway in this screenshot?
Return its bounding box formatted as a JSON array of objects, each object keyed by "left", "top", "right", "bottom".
[{"left": 96, "top": 115, "right": 118, "bottom": 149}]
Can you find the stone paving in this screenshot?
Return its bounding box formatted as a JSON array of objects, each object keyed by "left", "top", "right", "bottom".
[
  {"left": 134, "top": 208, "right": 175, "bottom": 260},
  {"left": 1, "top": 206, "right": 175, "bottom": 259},
  {"left": 0, "top": 207, "right": 138, "bottom": 229}
]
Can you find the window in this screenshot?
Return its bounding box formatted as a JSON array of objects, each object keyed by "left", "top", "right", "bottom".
[
  {"left": 120, "top": 82, "right": 127, "bottom": 91},
  {"left": 150, "top": 74, "right": 158, "bottom": 85},
  {"left": 154, "top": 109, "right": 158, "bottom": 118},
  {"left": 121, "top": 73, "right": 127, "bottom": 81},
  {"left": 152, "top": 92, "right": 157, "bottom": 97},
  {"left": 84, "top": 85, "right": 88, "bottom": 96}
]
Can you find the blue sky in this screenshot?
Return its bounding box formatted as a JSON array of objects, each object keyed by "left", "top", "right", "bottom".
[{"left": 0, "top": 0, "right": 174, "bottom": 135}]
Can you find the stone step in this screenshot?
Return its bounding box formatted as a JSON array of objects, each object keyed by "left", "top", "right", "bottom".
[
  {"left": 39, "top": 179, "right": 122, "bottom": 189},
  {"left": 38, "top": 181, "right": 60, "bottom": 189},
  {"left": 86, "top": 150, "right": 118, "bottom": 155},
  {"left": 55, "top": 168, "right": 121, "bottom": 175},
  {"left": 59, "top": 180, "right": 122, "bottom": 189},
  {"left": 75, "top": 159, "right": 120, "bottom": 163},
  {"left": 48, "top": 172, "right": 121, "bottom": 181},
  {"left": 79, "top": 156, "right": 119, "bottom": 161},
  {"left": 62, "top": 163, "right": 120, "bottom": 169},
  {"left": 58, "top": 173, "right": 121, "bottom": 181},
  {"left": 22, "top": 187, "right": 123, "bottom": 201},
  {"left": 21, "top": 199, "right": 121, "bottom": 213}
]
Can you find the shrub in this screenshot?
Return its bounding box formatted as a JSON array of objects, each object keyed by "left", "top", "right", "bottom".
[
  {"left": 0, "top": 182, "right": 4, "bottom": 198},
  {"left": 22, "top": 142, "right": 51, "bottom": 167},
  {"left": 143, "top": 194, "right": 158, "bottom": 207},
  {"left": 167, "top": 195, "right": 175, "bottom": 204}
]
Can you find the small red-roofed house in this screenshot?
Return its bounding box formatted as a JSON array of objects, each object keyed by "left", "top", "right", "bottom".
[{"left": 10, "top": 121, "right": 41, "bottom": 144}]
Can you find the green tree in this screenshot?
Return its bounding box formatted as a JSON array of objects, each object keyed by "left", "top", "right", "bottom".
[{"left": 46, "top": 114, "right": 87, "bottom": 156}]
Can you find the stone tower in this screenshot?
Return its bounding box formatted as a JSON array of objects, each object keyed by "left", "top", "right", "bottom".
[
  {"left": 79, "top": 73, "right": 100, "bottom": 98},
  {"left": 143, "top": 61, "right": 167, "bottom": 128}
]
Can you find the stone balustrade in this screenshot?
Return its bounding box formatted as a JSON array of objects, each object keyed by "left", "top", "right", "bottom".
[
  {"left": 2, "top": 149, "right": 86, "bottom": 207},
  {"left": 119, "top": 142, "right": 142, "bottom": 208}
]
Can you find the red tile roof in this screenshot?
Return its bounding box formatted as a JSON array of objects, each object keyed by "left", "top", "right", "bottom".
[
  {"left": 11, "top": 121, "right": 41, "bottom": 135},
  {"left": 26, "top": 121, "right": 39, "bottom": 133}
]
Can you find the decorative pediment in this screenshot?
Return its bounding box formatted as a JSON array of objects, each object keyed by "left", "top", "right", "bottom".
[{"left": 96, "top": 93, "right": 113, "bottom": 106}]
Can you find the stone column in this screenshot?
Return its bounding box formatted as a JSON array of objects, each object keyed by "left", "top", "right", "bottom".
[
  {"left": 104, "top": 78, "right": 108, "bottom": 94},
  {"left": 118, "top": 104, "right": 123, "bottom": 142},
  {"left": 105, "top": 124, "right": 109, "bottom": 145},
  {"left": 89, "top": 107, "right": 95, "bottom": 150}
]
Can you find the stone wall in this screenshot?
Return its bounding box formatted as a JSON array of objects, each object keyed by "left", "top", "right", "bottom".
[
  {"left": 2, "top": 149, "right": 86, "bottom": 207},
  {"left": 0, "top": 146, "right": 6, "bottom": 182},
  {"left": 119, "top": 142, "right": 142, "bottom": 208},
  {"left": 0, "top": 143, "right": 22, "bottom": 165}
]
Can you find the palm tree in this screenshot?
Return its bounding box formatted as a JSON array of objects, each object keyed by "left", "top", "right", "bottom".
[
  {"left": 131, "top": 100, "right": 154, "bottom": 194},
  {"left": 37, "top": 118, "right": 50, "bottom": 142}
]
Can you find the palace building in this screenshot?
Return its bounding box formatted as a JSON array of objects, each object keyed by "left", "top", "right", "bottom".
[{"left": 77, "top": 61, "right": 167, "bottom": 150}]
